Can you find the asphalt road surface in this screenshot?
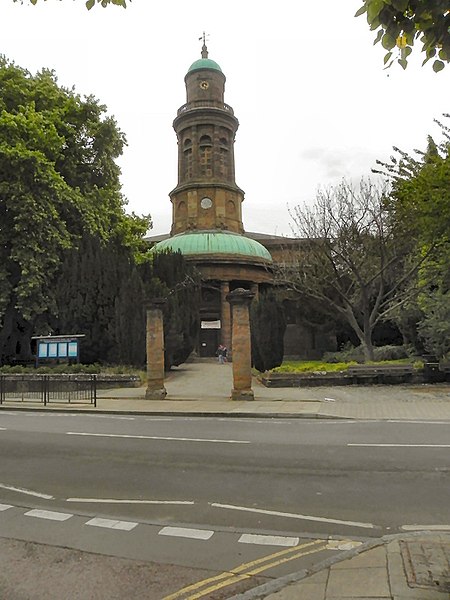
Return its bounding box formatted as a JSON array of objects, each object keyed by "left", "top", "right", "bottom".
[{"left": 0, "top": 412, "right": 449, "bottom": 598}]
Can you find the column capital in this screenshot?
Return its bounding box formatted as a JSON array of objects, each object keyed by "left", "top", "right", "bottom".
[
  {"left": 226, "top": 288, "right": 255, "bottom": 306},
  {"left": 146, "top": 298, "right": 167, "bottom": 311}
]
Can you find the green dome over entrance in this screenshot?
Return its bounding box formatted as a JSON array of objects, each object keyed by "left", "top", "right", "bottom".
[
  {"left": 188, "top": 58, "right": 222, "bottom": 73},
  {"left": 152, "top": 231, "right": 272, "bottom": 263}
]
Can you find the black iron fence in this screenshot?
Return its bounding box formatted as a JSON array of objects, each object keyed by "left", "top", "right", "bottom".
[{"left": 0, "top": 375, "right": 97, "bottom": 406}]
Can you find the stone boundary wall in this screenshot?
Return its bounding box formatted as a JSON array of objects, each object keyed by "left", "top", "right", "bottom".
[
  {"left": 258, "top": 369, "right": 449, "bottom": 388},
  {"left": 0, "top": 374, "right": 141, "bottom": 391}
]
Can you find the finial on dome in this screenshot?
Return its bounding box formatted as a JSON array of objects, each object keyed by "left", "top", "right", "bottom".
[{"left": 199, "top": 31, "right": 209, "bottom": 58}]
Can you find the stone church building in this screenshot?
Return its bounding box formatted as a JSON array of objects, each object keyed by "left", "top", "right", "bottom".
[{"left": 148, "top": 43, "right": 336, "bottom": 359}]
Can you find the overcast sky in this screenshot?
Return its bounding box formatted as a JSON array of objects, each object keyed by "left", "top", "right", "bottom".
[{"left": 1, "top": 1, "right": 448, "bottom": 236}]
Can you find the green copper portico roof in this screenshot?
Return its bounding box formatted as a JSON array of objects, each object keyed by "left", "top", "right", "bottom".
[
  {"left": 152, "top": 231, "right": 272, "bottom": 263},
  {"left": 188, "top": 58, "right": 223, "bottom": 73}
]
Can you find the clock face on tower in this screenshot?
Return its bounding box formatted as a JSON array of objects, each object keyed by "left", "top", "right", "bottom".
[
  {"left": 199, "top": 80, "right": 209, "bottom": 90},
  {"left": 200, "top": 197, "right": 213, "bottom": 209}
]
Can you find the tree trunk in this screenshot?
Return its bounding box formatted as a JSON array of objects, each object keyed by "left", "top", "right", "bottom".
[{"left": 362, "top": 319, "right": 375, "bottom": 361}]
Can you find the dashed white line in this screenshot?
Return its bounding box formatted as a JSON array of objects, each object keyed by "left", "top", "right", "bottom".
[
  {"left": 25, "top": 509, "right": 73, "bottom": 521},
  {"left": 348, "top": 443, "right": 450, "bottom": 448},
  {"left": 85, "top": 517, "right": 138, "bottom": 531},
  {"left": 0, "top": 483, "right": 53, "bottom": 499},
  {"left": 238, "top": 534, "right": 299, "bottom": 547},
  {"left": 66, "top": 498, "right": 194, "bottom": 505},
  {"left": 211, "top": 503, "right": 375, "bottom": 529},
  {"left": 159, "top": 526, "right": 214, "bottom": 540},
  {"left": 66, "top": 432, "right": 250, "bottom": 444},
  {"left": 0, "top": 427, "right": 6, "bottom": 430},
  {"left": 401, "top": 524, "right": 450, "bottom": 531},
  {"left": 0, "top": 504, "right": 13, "bottom": 511}
]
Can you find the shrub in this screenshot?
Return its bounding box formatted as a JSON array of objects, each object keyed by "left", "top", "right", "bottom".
[{"left": 324, "top": 344, "right": 409, "bottom": 363}]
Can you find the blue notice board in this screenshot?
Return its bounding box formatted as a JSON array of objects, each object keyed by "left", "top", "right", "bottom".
[{"left": 37, "top": 339, "right": 79, "bottom": 361}]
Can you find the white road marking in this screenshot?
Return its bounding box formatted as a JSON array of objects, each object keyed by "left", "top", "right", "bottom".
[
  {"left": 326, "top": 539, "right": 363, "bottom": 550},
  {"left": 159, "top": 527, "right": 214, "bottom": 540},
  {"left": 0, "top": 504, "right": 13, "bottom": 511},
  {"left": 401, "top": 524, "right": 450, "bottom": 531},
  {"left": 211, "top": 503, "right": 375, "bottom": 529},
  {"left": 348, "top": 443, "right": 450, "bottom": 448},
  {"left": 0, "top": 427, "right": 6, "bottom": 430},
  {"left": 238, "top": 534, "right": 299, "bottom": 547},
  {"left": 25, "top": 509, "right": 72, "bottom": 521},
  {"left": 87, "top": 415, "right": 135, "bottom": 420},
  {"left": 66, "top": 498, "right": 194, "bottom": 505},
  {"left": 85, "top": 517, "right": 137, "bottom": 531},
  {"left": 0, "top": 483, "right": 53, "bottom": 499},
  {"left": 387, "top": 420, "right": 450, "bottom": 424},
  {"left": 66, "top": 432, "right": 250, "bottom": 444}
]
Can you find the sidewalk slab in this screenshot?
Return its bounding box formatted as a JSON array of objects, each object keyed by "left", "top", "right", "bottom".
[{"left": 326, "top": 564, "right": 391, "bottom": 597}]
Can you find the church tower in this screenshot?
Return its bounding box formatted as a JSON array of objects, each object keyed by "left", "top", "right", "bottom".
[
  {"left": 152, "top": 42, "right": 272, "bottom": 357},
  {"left": 170, "top": 40, "right": 244, "bottom": 235}
]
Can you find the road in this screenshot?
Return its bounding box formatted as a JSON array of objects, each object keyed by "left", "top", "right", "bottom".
[{"left": 0, "top": 411, "right": 449, "bottom": 598}]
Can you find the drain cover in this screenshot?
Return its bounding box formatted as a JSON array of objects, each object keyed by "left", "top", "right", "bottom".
[{"left": 400, "top": 540, "right": 450, "bottom": 592}]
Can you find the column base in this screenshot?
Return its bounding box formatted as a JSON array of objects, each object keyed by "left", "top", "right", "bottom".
[
  {"left": 145, "top": 386, "right": 167, "bottom": 400},
  {"left": 231, "top": 388, "right": 254, "bottom": 401}
]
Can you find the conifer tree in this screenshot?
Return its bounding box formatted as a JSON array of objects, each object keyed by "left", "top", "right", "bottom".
[{"left": 250, "top": 290, "right": 286, "bottom": 372}]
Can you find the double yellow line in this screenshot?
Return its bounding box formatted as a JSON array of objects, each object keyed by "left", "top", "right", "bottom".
[{"left": 163, "top": 539, "right": 327, "bottom": 600}]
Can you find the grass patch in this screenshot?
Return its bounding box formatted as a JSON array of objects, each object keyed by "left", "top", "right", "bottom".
[{"left": 271, "top": 358, "right": 423, "bottom": 374}]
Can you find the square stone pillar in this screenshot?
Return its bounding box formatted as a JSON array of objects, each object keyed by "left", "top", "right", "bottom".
[
  {"left": 227, "top": 288, "right": 255, "bottom": 401},
  {"left": 220, "top": 281, "right": 231, "bottom": 354},
  {"left": 145, "top": 299, "right": 167, "bottom": 400}
]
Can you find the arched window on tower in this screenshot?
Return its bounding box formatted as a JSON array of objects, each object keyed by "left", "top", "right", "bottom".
[
  {"left": 199, "top": 135, "right": 212, "bottom": 178},
  {"left": 219, "top": 136, "right": 229, "bottom": 178},
  {"left": 183, "top": 138, "right": 193, "bottom": 179}
]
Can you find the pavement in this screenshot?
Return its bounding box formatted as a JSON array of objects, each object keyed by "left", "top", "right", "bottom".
[
  {"left": 231, "top": 532, "right": 450, "bottom": 600},
  {"left": 1, "top": 357, "right": 450, "bottom": 599}
]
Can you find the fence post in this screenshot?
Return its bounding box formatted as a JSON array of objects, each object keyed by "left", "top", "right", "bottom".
[
  {"left": 0, "top": 375, "right": 3, "bottom": 404},
  {"left": 43, "top": 375, "right": 48, "bottom": 406},
  {"left": 93, "top": 375, "right": 97, "bottom": 407}
]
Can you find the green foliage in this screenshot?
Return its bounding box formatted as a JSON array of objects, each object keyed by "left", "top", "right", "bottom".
[
  {"left": 356, "top": 0, "right": 450, "bottom": 70},
  {"left": 13, "top": 0, "right": 129, "bottom": 9},
  {"left": 272, "top": 357, "right": 422, "bottom": 374},
  {"left": 376, "top": 115, "right": 450, "bottom": 359},
  {"left": 0, "top": 57, "right": 147, "bottom": 364},
  {"left": 250, "top": 290, "right": 286, "bottom": 373},
  {"left": 151, "top": 251, "right": 201, "bottom": 370},
  {"left": 272, "top": 360, "right": 356, "bottom": 373},
  {"left": 323, "top": 343, "right": 410, "bottom": 363},
  {"left": 417, "top": 290, "right": 450, "bottom": 359}
]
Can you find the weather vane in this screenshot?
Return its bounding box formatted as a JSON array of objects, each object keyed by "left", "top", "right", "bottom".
[{"left": 199, "top": 31, "right": 210, "bottom": 58}]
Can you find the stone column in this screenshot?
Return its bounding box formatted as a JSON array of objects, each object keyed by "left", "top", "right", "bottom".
[
  {"left": 145, "top": 299, "right": 167, "bottom": 400},
  {"left": 250, "top": 283, "right": 259, "bottom": 301},
  {"left": 220, "top": 281, "right": 231, "bottom": 355},
  {"left": 227, "top": 288, "right": 255, "bottom": 401}
]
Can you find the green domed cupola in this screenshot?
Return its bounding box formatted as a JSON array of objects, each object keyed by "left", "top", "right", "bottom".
[
  {"left": 153, "top": 231, "right": 272, "bottom": 264},
  {"left": 188, "top": 58, "right": 222, "bottom": 73}
]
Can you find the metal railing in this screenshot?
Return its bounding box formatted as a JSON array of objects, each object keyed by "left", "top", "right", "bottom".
[
  {"left": 177, "top": 100, "right": 234, "bottom": 115},
  {"left": 0, "top": 374, "right": 97, "bottom": 406}
]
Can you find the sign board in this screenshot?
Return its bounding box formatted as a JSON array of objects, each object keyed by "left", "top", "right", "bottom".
[
  {"left": 201, "top": 320, "right": 221, "bottom": 330},
  {"left": 32, "top": 334, "right": 85, "bottom": 366}
]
